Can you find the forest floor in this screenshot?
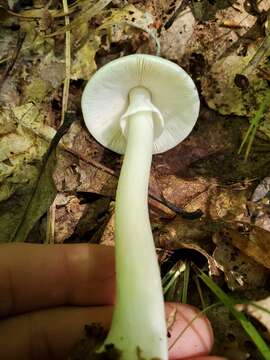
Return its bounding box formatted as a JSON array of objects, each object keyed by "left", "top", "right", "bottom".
[{"left": 1, "top": 0, "right": 270, "bottom": 359}]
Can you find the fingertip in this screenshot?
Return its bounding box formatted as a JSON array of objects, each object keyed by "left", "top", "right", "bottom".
[
  {"left": 166, "top": 303, "right": 214, "bottom": 360},
  {"left": 181, "top": 357, "right": 227, "bottom": 360}
]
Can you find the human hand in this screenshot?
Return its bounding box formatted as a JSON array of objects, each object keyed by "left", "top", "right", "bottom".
[{"left": 0, "top": 244, "right": 225, "bottom": 360}]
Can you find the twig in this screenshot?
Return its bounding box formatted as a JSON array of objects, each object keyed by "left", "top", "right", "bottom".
[
  {"left": 0, "top": 4, "right": 76, "bottom": 18},
  {"left": 46, "top": 198, "right": 56, "bottom": 244},
  {"left": 46, "top": 0, "right": 71, "bottom": 244},
  {"left": 61, "top": 0, "right": 71, "bottom": 125},
  {"left": 164, "top": 0, "right": 189, "bottom": 30},
  {"left": 0, "top": 32, "right": 25, "bottom": 87},
  {"left": 44, "top": 0, "right": 112, "bottom": 38}
]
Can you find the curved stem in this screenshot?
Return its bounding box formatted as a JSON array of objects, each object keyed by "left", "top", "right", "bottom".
[{"left": 103, "top": 88, "right": 168, "bottom": 359}]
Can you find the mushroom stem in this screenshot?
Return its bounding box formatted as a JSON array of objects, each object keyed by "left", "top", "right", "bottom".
[{"left": 103, "top": 87, "right": 168, "bottom": 359}]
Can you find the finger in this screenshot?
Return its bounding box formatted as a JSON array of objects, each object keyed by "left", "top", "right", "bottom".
[
  {"left": 0, "top": 244, "right": 115, "bottom": 317},
  {"left": 0, "top": 306, "right": 113, "bottom": 360},
  {"left": 167, "top": 303, "right": 214, "bottom": 359},
  {"left": 0, "top": 303, "right": 215, "bottom": 360},
  {"left": 183, "top": 357, "right": 226, "bottom": 360}
]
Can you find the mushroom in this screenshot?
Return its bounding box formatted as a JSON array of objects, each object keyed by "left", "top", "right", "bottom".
[{"left": 81, "top": 54, "right": 200, "bottom": 360}]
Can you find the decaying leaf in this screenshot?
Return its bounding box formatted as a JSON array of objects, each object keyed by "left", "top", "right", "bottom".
[
  {"left": 208, "top": 305, "right": 262, "bottom": 359},
  {"left": 252, "top": 177, "right": 270, "bottom": 202},
  {"left": 154, "top": 217, "right": 210, "bottom": 249},
  {"left": 99, "top": 4, "right": 158, "bottom": 52},
  {"left": 213, "top": 232, "right": 269, "bottom": 290},
  {"left": 100, "top": 212, "right": 115, "bottom": 246},
  {"left": 0, "top": 113, "right": 75, "bottom": 243},
  {"left": 20, "top": 19, "right": 55, "bottom": 57},
  {"left": 156, "top": 174, "right": 211, "bottom": 209},
  {"left": 154, "top": 216, "right": 219, "bottom": 275},
  {"left": 160, "top": 7, "right": 195, "bottom": 60},
  {"left": 21, "top": 51, "right": 65, "bottom": 102},
  {"left": 53, "top": 151, "right": 117, "bottom": 196},
  {"left": 201, "top": 46, "right": 269, "bottom": 116},
  {"left": 222, "top": 223, "right": 270, "bottom": 270},
  {"left": 0, "top": 27, "right": 18, "bottom": 61},
  {"left": 179, "top": 0, "right": 270, "bottom": 118},
  {"left": 248, "top": 177, "right": 270, "bottom": 232},
  {"left": 12, "top": 103, "right": 56, "bottom": 140},
  {"left": 52, "top": 193, "right": 111, "bottom": 243},
  {"left": 71, "top": 25, "right": 101, "bottom": 80},
  {"left": 191, "top": 0, "right": 233, "bottom": 21},
  {"left": 237, "top": 297, "right": 270, "bottom": 335},
  {"left": 0, "top": 106, "right": 49, "bottom": 205},
  {"left": 0, "top": 107, "right": 16, "bottom": 135}
]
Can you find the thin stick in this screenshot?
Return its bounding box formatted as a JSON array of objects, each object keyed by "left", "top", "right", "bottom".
[
  {"left": 46, "top": 0, "right": 71, "bottom": 244},
  {"left": 61, "top": 0, "right": 71, "bottom": 125},
  {"left": 45, "top": 198, "right": 56, "bottom": 244}
]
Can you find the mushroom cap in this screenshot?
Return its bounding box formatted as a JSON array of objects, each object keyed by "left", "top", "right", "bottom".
[{"left": 81, "top": 54, "right": 200, "bottom": 155}]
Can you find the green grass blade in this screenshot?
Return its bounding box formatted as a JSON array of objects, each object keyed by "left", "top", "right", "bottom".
[
  {"left": 163, "top": 267, "right": 181, "bottom": 296},
  {"left": 199, "top": 271, "right": 270, "bottom": 360},
  {"left": 182, "top": 261, "right": 190, "bottom": 304},
  {"left": 238, "top": 88, "right": 270, "bottom": 161}
]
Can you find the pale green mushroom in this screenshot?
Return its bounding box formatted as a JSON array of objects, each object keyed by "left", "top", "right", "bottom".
[{"left": 81, "top": 54, "right": 200, "bottom": 360}]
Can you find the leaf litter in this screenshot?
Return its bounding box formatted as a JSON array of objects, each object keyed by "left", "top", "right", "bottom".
[{"left": 1, "top": 0, "right": 270, "bottom": 358}]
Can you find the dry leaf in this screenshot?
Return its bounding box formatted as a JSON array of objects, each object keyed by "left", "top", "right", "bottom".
[
  {"left": 248, "top": 177, "right": 270, "bottom": 232},
  {"left": 237, "top": 297, "right": 270, "bottom": 335},
  {"left": 100, "top": 212, "right": 115, "bottom": 246},
  {"left": 54, "top": 151, "right": 117, "bottom": 196},
  {"left": 0, "top": 114, "right": 75, "bottom": 242},
  {"left": 71, "top": 30, "right": 101, "bottom": 80},
  {"left": 12, "top": 103, "right": 56, "bottom": 140},
  {"left": 222, "top": 224, "right": 270, "bottom": 270},
  {"left": 182, "top": 0, "right": 270, "bottom": 117},
  {"left": 208, "top": 305, "right": 261, "bottom": 359},
  {"left": 252, "top": 177, "right": 270, "bottom": 202},
  {"left": 53, "top": 193, "right": 110, "bottom": 243},
  {"left": 0, "top": 105, "right": 49, "bottom": 204},
  {"left": 213, "top": 232, "right": 269, "bottom": 290},
  {"left": 160, "top": 7, "right": 195, "bottom": 60},
  {"left": 99, "top": 4, "right": 158, "bottom": 51}
]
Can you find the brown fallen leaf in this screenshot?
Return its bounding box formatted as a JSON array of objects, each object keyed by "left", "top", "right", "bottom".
[
  {"left": 180, "top": 0, "right": 270, "bottom": 119},
  {"left": 155, "top": 174, "right": 210, "bottom": 209},
  {"left": 252, "top": 177, "right": 270, "bottom": 202},
  {"left": 208, "top": 305, "right": 261, "bottom": 359},
  {"left": 154, "top": 216, "right": 219, "bottom": 275},
  {"left": 53, "top": 193, "right": 87, "bottom": 243},
  {"left": 237, "top": 296, "right": 270, "bottom": 336},
  {"left": 0, "top": 113, "right": 75, "bottom": 243},
  {"left": 100, "top": 212, "right": 115, "bottom": 246},
  {"left": 53, "top": 151, "right": 117, "bottom": 196},
  {"left": 160, "top": 7, "right": 195, "bottom": 60},
  {"left": 213, "top": 232, "right": 269, "bottom": 290},
  {"left": 53, "top": 193, "right": 111, "bottom": 243},
  {"left": 70, "top": 29, "right": 100, "bottom": 80},
  {"left": 98, "top": 4, "right": 158, "bottom": 52},
  {"left": 222, "top": 223, "right": 270, "bottom": 270},
  {"left": 247, "top": 177, "right": 270, "bottom": 232}
]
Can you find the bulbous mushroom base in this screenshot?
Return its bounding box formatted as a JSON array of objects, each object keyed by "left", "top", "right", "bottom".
[{"left": 69, "top": 323, "right": 163, "bottom": 360}]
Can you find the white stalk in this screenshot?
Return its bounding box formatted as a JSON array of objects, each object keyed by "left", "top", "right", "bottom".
[{"left": 102, "top": 87, "right": 168, "bottom": 359}]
